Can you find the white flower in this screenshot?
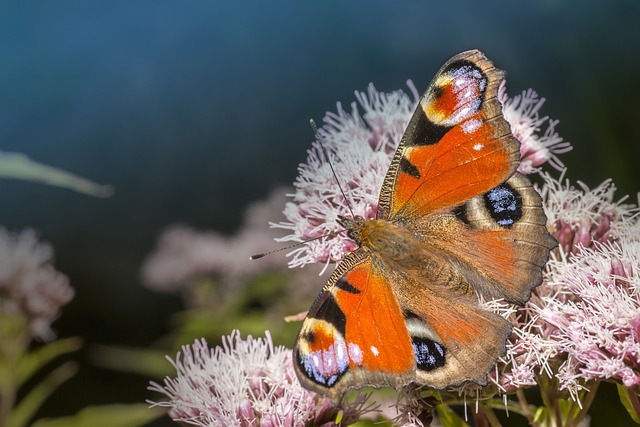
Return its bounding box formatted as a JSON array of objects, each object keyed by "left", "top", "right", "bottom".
[
  {"left": 148, "top": 330, "right": 371, "bottom": 426},
  {"left": 142, "top": 187, "right": 294, "bottom": 292},
  {"left": 0, "top": 228, "right": 73, "bottom": 340},
  {"left": 499, "top": 84, "right": 572, "bottom": 174}
]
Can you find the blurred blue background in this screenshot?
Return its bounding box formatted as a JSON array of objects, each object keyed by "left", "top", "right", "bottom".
[{"left": 1, "top": 0, "right": 639, "bottom": 424}]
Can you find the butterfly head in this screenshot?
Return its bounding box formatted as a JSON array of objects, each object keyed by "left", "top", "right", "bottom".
[{"left": 337, "top": 215, "right": 366, "bottom": 245}]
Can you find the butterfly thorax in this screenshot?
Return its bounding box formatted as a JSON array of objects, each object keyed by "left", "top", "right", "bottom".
[{"left": 338, "top": 215, "right": 418, "bottom": 265}]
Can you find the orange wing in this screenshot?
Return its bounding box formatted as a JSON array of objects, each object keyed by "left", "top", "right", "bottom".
[
  {"left": 377, "top": 50, "right": 520, "bottom": 220},
  {"left": 293, "top": 250, "right": 416, "bottom": 403}
]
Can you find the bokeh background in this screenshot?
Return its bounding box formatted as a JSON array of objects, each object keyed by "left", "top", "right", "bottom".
[{"left": 1, "top": 1, "right": 639, "bottom": 425}]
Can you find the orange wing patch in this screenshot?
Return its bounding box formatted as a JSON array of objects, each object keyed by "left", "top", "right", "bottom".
[
  {"left": 393, "top": 122, "right": 512, "bottom": 215},
  {"left": 338, "top": 264, "right": 414, "bottom": 374},
  {"left": 294, "top": 255, "right": 415, "bottom": 402}
]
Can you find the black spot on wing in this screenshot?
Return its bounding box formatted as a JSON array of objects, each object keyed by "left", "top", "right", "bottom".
[
  {"left": 403, "top": 308, "right": 420, "bottom": 320},
  {"left": 412, "top": 336, "right": 446, "bottom": 371},
  {"left": 305, "top": 330, "right": 316, "bottom": 343},
  {"left": 403, "top": 309, "right": 447, "bottom": 371},
  {"left": 294, "top": 342, "right": 348, "bottom": 388},
  {"left": 335, "top": 277, "right": 361, "bottom": 294},
  {"left": 452, "top": 203, "right": 470, "bottom": 225},
  {"left": 408, "top": 112, "right": 451, "bottom": 146},
  {"left": 483, "top": 183, "right": 523, "bottom": 227},
  {"left": 399, "top": 157, "right": 421, "bottom": 179},
  {"left": 307, "top": 292, "right": 347, "bottom": 336},
  {"left": 442, "top": 59, "right": 487, "bottom": 80}
]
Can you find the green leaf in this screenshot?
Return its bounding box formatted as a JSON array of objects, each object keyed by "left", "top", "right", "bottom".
[
  {"left": 87, "top": 345, "right": 174, "bottom": 379},
  {"left": 0, "top": 150, "right": 113, "bottom": 197},
  {"left": 533, "top": 406, "right": 552, "bottom": 427},
  {"left": 17, "top": 337, "right": 82, "bottom": 387},
  {"left": 30, "top": 404, "right": 165, "bottom": 427},
  {"left": 7, "top": 362, "right": 77, "bottom": 427},
  {"left": 436, "top": 403, "right": 469, "bottom": 427},
  {"left": 617, "top": 384, "right": 640, "bottom": 424}
]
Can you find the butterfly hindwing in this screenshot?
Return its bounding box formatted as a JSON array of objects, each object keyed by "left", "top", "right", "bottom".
[
  {"left": 444, "top": 172, "right": 557, "bottom": 303},
  {"left": 293, "top": 250, "right": 415, "bottom": 403},
  {"left": 396, "top": 274, "right": 512, "bottom": 389}
]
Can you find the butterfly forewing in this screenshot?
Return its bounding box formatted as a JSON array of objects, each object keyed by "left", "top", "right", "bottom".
[{"left": 377, "top": 50, "right": 520, "bottom": 220}]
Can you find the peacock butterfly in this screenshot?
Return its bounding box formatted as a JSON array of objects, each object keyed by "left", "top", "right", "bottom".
[{"left": 291, "top": 50, "right": 557, "bottom": 403}]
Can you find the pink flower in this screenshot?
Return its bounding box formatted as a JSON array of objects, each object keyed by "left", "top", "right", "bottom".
[
  {"left": 541, "top": 174, "right": 638, "bottom": 255},
  {"left": 499, "top": 84, "right": 572, "bottom": 174},
  {"left": 148, "top": 330, "right": 373, "bottom": 426},
  {"left": 142, "top": 187, "right": 294, "bottom": 292},
  {"left": 461, "top": 176, "right": 640, "bottom": 401},
  {"left": 544, "top": 238, "right": 640, "bottom": 395},
  {"left": 272, "top": 83, "right": 419, "bottom": 270},
  {"left": 0, "top": 227, "right": 73, "bottom": 340}
]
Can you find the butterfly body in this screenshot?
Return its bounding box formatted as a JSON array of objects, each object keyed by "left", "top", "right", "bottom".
[{"left": 294, "top": 50, "right": 556, "bottom": 403}]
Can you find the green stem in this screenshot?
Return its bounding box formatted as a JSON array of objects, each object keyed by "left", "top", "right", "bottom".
[
  {"left": 572, "top": 382, "right": 599, "bottom": 426},
  {"left": 564, "top": 397, "right": 581, "bottom": 427},
  {"left": 538, "top": 374, "right": 563, "bottom": 427},
  {"left": 516, "top": 388, "right": 539, "bottom": 426},
  {"left": 625, "top": 385, "right": 640, "bottom": 422},
  {"left": 481, "top": 403, "right": 503, "bottom": 427},
  {"left": 0, "top": 324, "right": 30, "bottom": 427}
]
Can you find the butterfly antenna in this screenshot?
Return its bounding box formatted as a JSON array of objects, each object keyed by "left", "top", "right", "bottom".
[
  {"left": 249, "top": 230, "right": 343, "bottom": 260},
  {"left": 252, "top": 120, "right": 353, "bottom": 261},
  {"left": 310, "top": 119, "right": 356, "bottom": 219}
]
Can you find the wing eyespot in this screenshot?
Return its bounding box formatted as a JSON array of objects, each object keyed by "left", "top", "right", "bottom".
[{"left": 482, "top": 182, "right": 523, "bottom": 228}]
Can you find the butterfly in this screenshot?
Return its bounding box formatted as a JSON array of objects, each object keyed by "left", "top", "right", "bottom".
[{"left": 292, "top": 50, "right": 557, "bottom": 403}]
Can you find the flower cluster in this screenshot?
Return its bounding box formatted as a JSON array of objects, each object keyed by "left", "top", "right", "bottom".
[
  {"left": 498, "top": 84, "right": 572, "bottom": 174},
  {"left": 542, "top": 175, "right": 638, "bottom": 255},
  {"left": 142, "top": 187, "right": 294, "bottom": 292},
  {"left": 544, "top": 238, "right": 640, "bottom": 393},
  {"left": 148, "top": 330, "right": 373, "bottom": 426},
  {"left": 478, "top": 175, "right": 640, "bottom": 399},
  {"left": 0, "top": 227, "right": 73, "bottom": 340}
]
